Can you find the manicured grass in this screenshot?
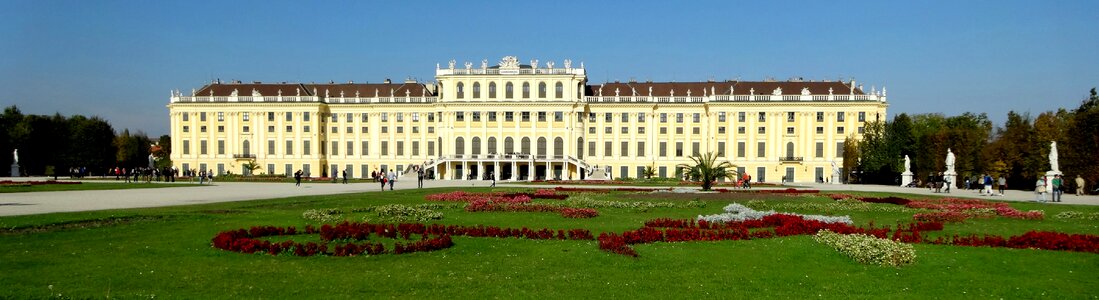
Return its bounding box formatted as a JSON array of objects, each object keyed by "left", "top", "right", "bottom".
[
  {"left": 0, "top": 188, "right": 1096, "bottom": 298},
  {"left": 0, "top": 182, "right": 197, "bottom": 193}
]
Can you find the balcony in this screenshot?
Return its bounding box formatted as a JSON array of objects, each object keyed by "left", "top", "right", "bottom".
[
  {"left": 233, "top": 154, "right": 256, "bottom": 159},
  {"left": 779, "top": 156, "right": 803, "bottom": 163}
]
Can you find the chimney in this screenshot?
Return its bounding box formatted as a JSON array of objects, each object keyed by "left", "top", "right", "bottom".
[{"left": 384, "top": 78, "right": 392, "bottom": 84}]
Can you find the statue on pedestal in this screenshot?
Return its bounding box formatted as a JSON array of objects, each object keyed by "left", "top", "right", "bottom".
[
  {"left": 944, "top": 148, "right": 955, "bottom": 174},
  {"left": 12, "top": 149, "right": 17, "bottom": 164},
  {"left": 1049, "top": 141, "right": 1060, "bottom": 173},
  {"left": 904, "top": 155, "right": 911, "bottom": 173}
]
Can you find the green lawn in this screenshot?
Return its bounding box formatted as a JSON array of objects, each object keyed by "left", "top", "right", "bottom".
[
  {"left": 0, "top": 188, "right": 1096, "bottom": 298},
  {"left": 0, "top": 182, "right": 197, "bottom": 193}
]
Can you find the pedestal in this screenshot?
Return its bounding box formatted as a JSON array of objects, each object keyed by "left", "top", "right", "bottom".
[
  {"left": 10, "top": 164, "right": 19, "bottom": 177},
  {"left": 901, "top": 171, "right": 913, "bottom": 187},
  {"left": 831, "top": 173, "right": 841, "bottom": 184},
  {"left": 944, "top": 171, "right": 957, "bottom": 190}
]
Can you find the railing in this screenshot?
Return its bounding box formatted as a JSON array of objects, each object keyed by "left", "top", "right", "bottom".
[
  {"left": 583, "top": 94, "right": 885, "bottom": 103},
  {"left": 171, "top": 96, "right": 437, "bottom": 104},
  {"left": 779, "top": 156, "right": 803, "bottom": 162},
  {"left": 233, "top": 154, "right": 256, "bottom": 159},
  {"left": 436, "top": 68, "right": 585, "bottom": 76}
]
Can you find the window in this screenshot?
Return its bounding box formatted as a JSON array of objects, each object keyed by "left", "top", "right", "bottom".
[
  {"left": 858, "top": 112, "right": 866, "bottom": 122},
  {"left": 396, "top": 126, "right": 403, "bottom": 133},
  {"left": 786, "top": 112, "right": 794, "bottom": 122},
  {"left": 588, "top": 113, "right": 596, "bottom": 122},
  {"left": 757, "top": 142, "right": 766, "bottom": 158},
  {"left": 285, "top": 140, "right": 293, "bottom": 155},
  {"left": 676, "top": 127, "right": 684, "bottom": 134},
  {"left": 758, "top": 127, "right": 765, "bottom": 134},
  {"left": 303, "top": 140, "right": 311, "bottom": 155},
  {"left": 737, "top": 142, "right": 745, "bottom": 157},
  {"left": 604, "top": 141, "right": 612, "bottom": 157},
  {"left": 285, "top": 112, "right": 292, "bottom": 122},
  {"left": 738, "top": 127, "right": 745, "bottom": 134},
  {"left": 621, "top": 113, "right": 629, "bottom": 123},
  {"left": 488, "top": 82, "right": 497, "bottom": 98},
  {"left": 758, "top": 112, "right": 766, "bottom": 122},
  {"left": 505, "top": 82, "right": 514, "bottom": 98},
  {"left": 457, "top": 82, "right": 465, "bottom": 99},
  {"left": 637, "top": 141, "right": 646, "bottom": 157},
  {"left": 285, "top": 126, "right": 292, "bottom": 133},
  {"left": 589, "top": 127, "right": 596, "bottom": 134},
  {"left": 429, "top": 113, "right": 436, "bottom": 122},
  {"left": 472, "top": 112, "right": 481, "bottom": 122},
  {"left": 837, "top": 112, "right": 845, "bottom": 122},
  {"left": 396, "top": 113, "right": 404, "bottom": 122},
  {"left": 621, "top": 141, "right": 629, "bottom": 157},
  {"left": 488, "top": 112, "right": 497, "bottom": 122},
  {"left": 659, "top": 142, "right": 667, "bottom": 157},
  {"left": 362, "top": 141, "right": 369, "bottom": 156},
  {"left": 331, "top": 113, "right": 338, "bottom": 122},
  {"left": 346, "top": 113, "right": 352, "bottom": 122},
  {"left": 412, "top": 141, "right": 419, "bottom": 156},
  {"left": 786, "top": 127, "right": 794, "bottom": 134},
  {"left": 693, "top": 113, "right": 700, "bottom": 123},
  {"left": 427, "top": 141, "right": 434, "bottom": 156},
  {"left": 638, "top": 127, "right": 645, "bottom": 134},
  {"left": 537, "top": 112, "right": 546, "bottom": 122},
  {"left": 554, "top": 82, "right": 563, "bottom": 98},
  {"left": 362, "top": 113, "right": 369, "bottom": 122},
  {"left": 217, "top": 140, "right": 225, "bottom": 154},
  {"left": 243, "top": 112, "right": 250, "bottom": 121},
  {"left": 331, "top": 141, "right": 339, "bottom": 156},
  {"left": 718, "top": 127, "right": 725, "bottom": 134},
  {"left": 397, "top": 141, "right": 404, "bottom": 156},
  {"left": 588, "top": 141, "right": 596, "bottom": 157},
  {"left": 473, "top": 82, "right": 481, "bottom": 98},
  {"left": 378, "top": 141, "right": 390, "bottom": 155},
  {"left": 183, "top": 113, "right": 189, "bottom": 122},
  {"left": 182, "top": 140, "right": 190, "bottom": 155},
  {"left": 361, "top": 126, "right": 368, "bottom": 133},
  {"left": 428, "top": 127, "right": 434, "bottom": 133},
  {"left": 268, "top": 140, "right": 275, "bottom": 155},
  {"left": 554, "top": 111, "right": 563, "bottom": 122},
  {"left": 521, "top": 112, "right": 531, "bottom": 122},
  {"left": 346, "top": 126, "right": 353, "bottom": 133},
  {"left": 738, "top": 112, "right": 745, "bottom": 122},
  {"left": 675, "top": 142, "right": 683, "bottom": 157},
  {"left": 265, "top": 112, "right": 273, "bottom": 121},
  {"left": 858, "top": 126, "right": 865, "bottom": 134},
  {"left": 331, "top": 126, "right": 338, "bottom": 133},
  {"left": 816, "top": 127, "right": 824, "bottom": 134},
  {"left": 638, "top": 113, "right": 645, "bottom": 122},
  {"left": 621, "top": 127, "right": 628, "bottom": 134},
  {"left": 242, "top": 126, "right": 249, "bottom": 133},
  {"left": 717, "top": 141, "right": 725, "bottom": 157},
  {"left": 718, "top": 112, "right": 726, "bottom": 122},
  {"left": 538, "top": 82, "right": 547, "bottom": 98},
  {"left": 268, "top": 126, "right": 274, "bottom": 132},
  {"left": 217, "top": 112, "right": 224, "bottom": 121},
  {"left": 692, "top": 142, "right": 700, "bottom": 156},
  {"left": 605, "top": 113, "right": 612, "bottom": 122},
  {"left": 522, "top": 82, "right": 530, "bottom": 98},
  {"left": 456, "top": 112, "right": 464, "bottom": 121},
  {"left": 692, "top": 127, "right": 700, "bottom": 134},
  {"left": 218, "top": 125, "right": 224, "bottom": 132},
  {"left": 837, "top": 127, "right": 845, "bottom": 134},
  {"left": 660, "top": 127, "right": 667, "bottom": 134},
  {"left": 815, "top": 142, "right": 824, "bottom": 158},
  {"left": 816, "top": 112, "right": 824, "bottom": 122},
  {"left": 505, "top": 112, "right": 514, "bottom": 122},
  {"left": 605, "top": 127, "right": 612, "bottom": 134},
  {"left": 381, "top": 126, "right": 388, "bottom": 133},
  {"left": 676, "top": 113, "right": 684, "bottom": 123},
  {"left": 412, "top": 126, "right": 419, "bottom": 133},
  {"left": 381, "top": 112, "right": 389, "bottom": 122},
  {"left": 660, "top": 113, "right": 667, "bottom": 123},
  {"left": 303, "top": 126, "right": 310, "bottom": 133},
  {"left": 836, "top": 142, "right": 844, "bottom": 158},
  {"left": 183, "top": 126, "right": 189, "bottom": 133},
  {"left": 303, "top": 112, "right": 310, "bottom": 122}
]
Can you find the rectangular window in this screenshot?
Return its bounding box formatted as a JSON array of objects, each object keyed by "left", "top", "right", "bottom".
[
  {"left": 472, "top": 112, "right": 480, "bottom": 121},
  {"left": 347, "top": 126, "right": 353, "bottom": 133},
  {"left": 217, "top": 112, "right": 224, "bottom": 121},
  {"left": 331, "top": 113, "right": 338, "bottom": 122},
  {"left": 412, "top": 141, "right": 419, "bottom": 156},
  {"left": 692, "top": 113, "right": 700, "bottom": 123},
  {"left": 675, "top": 142, "right": 683, "bottom": 157},
  {"left": 182, "top": 140, "right": 190, "bottom": 155},
  {"left": 555, "top": 111, "right": 564, "bottom": 122},
  {"left": 455, "top": 112, "right": 464, "bottom": 121},
  {"left": 837, "top": 112, "right": 845, "bottom": 122},
  {"left": 692, "top": 142, "right": 700, "bottom": 156},
  {"left": 676, "top": 127, "right": 684, "bottom": 135},
  {"left": 346, "top": 113, "right": 353, "bottom": 122},
  {"left": 717, "top": 142, "right": 725, "bottom": 157},
  {"left": 331, "top": 126, "right": 338, "bottom": 134},
  {"left": 303, "top": 112, "right": 310, "bottom": 122},
  {"left": 589, "top": 127, "right": 596, "bottom": 134},
  {"left": 757, "top": 142, "right": 766, "bottom": 158},
  {"left": 242, "top": 127, "right": 250, "bottom": 134},
  {"left": 303, "top": 140, "right": 311, "bottom": 155},
  {"left": 817, "top": 112, "right": 824, "bottom": 122},
  {"left": 396, "top": 113, "right": 404, "bottom": 122},
  {"left": 621, "top": 127, "right": 628, "bottom": 134},
  {"left": 758, "top": 112, "right": 766, "bottom": 122},
  {"left": 381, "top": 141, "right": 389, "bottom": 155},
  {"left": 692, "top": 127, "right": 700, "bottom": 134},
  {"left": 268, "top": 126, "right": 274, "bottom": 132},
  {"left": 815, "top": 142, "right": 824, "bottom": 158},
  {"left": 396, "top": 141, "right": 404, "bottom": 156},
  {"left": 659, "top": 142, "right": 667, "bottom": 157},
  {"left": 738, "top": 112, "right": 745, "bottom": 122},
  {"left": 538, "top": 112, "right": 547, "bottom": 122},
  {"left": 605, "top": 127, "right": 612, "bottom": 134},
  {"left": 217, "top": 125, "right": 224, "bottom": 133},
  {"left": 267, "top": 164, "right": 274, "bottom": 175},
  {"left": 304, "top": 126, "right": 310, "bottom": 133},
  {"left": 426, "top": 113, "right": 433, "bottom": 122},
  {"left": 412, "top": 112, "right": 420, "bottom": 122},
  {"left": 521, "top": 112, "right": 531, "bottom": 122},
  {"left": 382, "top": 112, "right": 389, "bottom": 122},
  {"left": 286, "top": 140, "right": 293, "bottom": 155},
  {"left": 738, "top": 127, "right": 745, "bottom": 134},
  {"left": 718, "top": 112, "right": 726, "bottom": 122},
  {"left": 858, "top": 112, "right": 866, "bottom": 122},
  {"left": 217, "top": 140, "right": 225, "bottom": 155},
  {"left": 816, "top": 127, "right": 824, "bottom": 134},
  {"left": 268, "top": 140, "right": 275, "bottom": 155},
  {"left": 786, "top": 127, "right": 794, "bottom": 134},
  {"left": 361, "top": 126, "right": 368, "bottom": 133},
  {"left": 182, "top": 126, "right": 189, "bottom": 133},
  {"left": 758, "top": 127, "right": 765, "bottom": 134},
  {"left": 676, "top": 113, "right": 684, "bottom": 123},
  {"left": 285, "top": 112, "right": 292, "bottom": 122},
  {"left": 787, "top": 112, "right": 795, "bottom": 122},
  {"left": 396, "top": 126, "right": 403, "bottom": 133},
  {"left": 362, "top": 113, "right": 369, "bottom": 122},
  {"left": 427, "top": 127, "right": 434, "bottom": 133},
  {"left": 243, "top": 112, "right": 250, "bottom": 121},
  {"left": 588, "top": 141, "right": 596, "bottom": 157},
  {"left": 382, "top": 126, "right": 388, "bottom": 133},
  {"left": 505, "top": 112, "right": 514, "bottom": 121},
  {"left": 621, "top": 141, "right": 629, "bottom": 157},
  {"left": 183, "top": 113, "right": 190, "bottom": 122},
  {"left": 412, "top": 126, "right": 419, "bottom": 134},
  {"left": 837, "top": 127, "right": 845, "bottom": 134},
  {"left": 588, "top": 113, "right": 596, "bottom": 122},
  {"left": 858, "top": 126, "right": 865, "bottom": 134},
  {"left": 621, "top": 113, "right": 629, "bottom": 123},
  {"left": 757, "top": 167, "right": 766, "bottom": 183},
  {"left": 638, "top": 127, "right": 645, "bottom": 134},
  {"left": 605, "top": 113, "right": 612, "bottom": 122},
  {"left": 659, "top": 166, "right": 667, "bottom": 178},
  {"left": 660, "top": 113, "right": 667, "bottom": 123},
  {"left": 331, "top": 141, "right": 339, "bottom": 156},
  {"left": 488, "top": 112, "right": 496, "bottom": 122},
  {"left": 836, "top": 142, "right": 844, "bottom": 158},
  {"left": 660, "top": 127, "right": 667, "bottom": 134},
  {"left": 637, "top": 141, "right": 646, "bottom": 157},
  {"left": 718, "top": 127, "right": 725, "bottom": 134},
  {"left": 427, "top": 141, "right": 435, "bottom": 156},
  {"left": 737, "top": 142, "right": 745, "bottom": 158},
  {"left": 638, "top": 113, "right": 645, "bottom": 122},
  {"left": 362, "top": 141, "right": 370, "bottom": 156},
  {"left": 604, "top": 141, "right": 612, "bottom": 157}
]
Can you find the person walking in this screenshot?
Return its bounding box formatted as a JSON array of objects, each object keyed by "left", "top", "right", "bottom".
[
  {"left": 1035, "top": 177, "right": 1047, "bottom": 202},
  {"left": 387, "top": 170, "right": 396, "bottom": 190},
  {"left": 371, "top": 170, "right": 377, "bottom": 182},
  {"left": 1052, "top": 175, "right": 1063, "bottom": 202},
  {"left": 198, "top": 169, "right": 204, "bottom": 185},
  {"left": 1076, "top": 175, "right": 1086, "bottom": 196},
  {"left": 380, "top": 172, "right": 387, "bottom": 191},
  {"left": 342, "top": 170, "right": 348, "bottom": 184},
  {"left": 997, "top": 175, "right": 1006, "bottom": 196},
  {"left": 490, "top": 171, "right": 496, "bottom": 187},
  {"left": 294, "top": 170, "right": 302, "bottom": 186},
  {"left": 417, "top": 168, "right": 424, "bottom": 189},
  {"left": 983, "top": 174, "right": 993, "bottom": 196}
]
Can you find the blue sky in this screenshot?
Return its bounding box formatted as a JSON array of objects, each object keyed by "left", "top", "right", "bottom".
[{"left": 1, "top": 0, "right": 1096, "bottom": 136}]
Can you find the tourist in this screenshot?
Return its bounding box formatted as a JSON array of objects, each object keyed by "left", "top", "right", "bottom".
[
  {"left": 1076, "top": 175, "right": 1086, "bottom": 196},
  {"left": 342, "top": 170, "right": 348, "bottom": 184},
  {"left": 982, "top": 174, "right": 993, "bottom": 196},
  {"left": 490, "top": 171, "right": 496, "bottom": 187},
  {"left": 1035, "top": 177, "right": 1047, "bottom": 202},
  {"left": 417, "top": 168, "right": 424, "bottom": 188},
  {"left": 371, "top": 170, "right": 377, "bottom": 182},
  {"left": 388, "top": 170, "right": 396, "bottom": 190},
  {"left": 294, "top": 170, "right": 302, "bottom": 186},
  {"left": 380, "top": 171, "right": 387, "bottom": 191},
  {"left": 207, "top": 169, "right": 215, "bottom": 185},
  {"left": 198, "top": 169, "right": 205, "bottom": 185},
  {"left": 1052, "top": 175, "right": 1063, "bottom": 202},
  {"left": 998, "top": 175, "right": 1006, "bottom": 196}
]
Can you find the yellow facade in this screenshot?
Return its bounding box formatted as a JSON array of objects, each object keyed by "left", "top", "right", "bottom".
[{"left": 168, "top": 56, "right": 887, "bottom": 183}]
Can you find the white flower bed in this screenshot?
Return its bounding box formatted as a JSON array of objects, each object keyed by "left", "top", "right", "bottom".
[
  {"left": 697, "top": 203, "right": 853, "bottom": 224},
  {"left": 302, "top": 208, "right": 344, "bottom": 223},
  {"left": 814, "top": 230, "right": 916, "bottom": 267}
]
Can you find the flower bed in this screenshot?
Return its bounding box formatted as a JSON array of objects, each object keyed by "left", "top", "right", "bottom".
[
  {"left": 212, "top": 222, "right": 595, "bottom": 257},
  {"left": 302, "top": 209, "right": 344, "bottom": 223},
  {"left": 930, "top": 231, "right": 1099, "bottom": 253},
  {"left": 561, "top": 208, "right": 599, "bottom": 218},
  {"left": 697, "top": 203, "right": 853, "bottom": 225},
  {"left": 368, "top": 204, "right": 444, "bottom": 223},
  {"left": 745, "top": 199, "right": 921, "bottom": 214},
  {"left": 814, "top": 230, "right": 916, "bottom": 267},
  {"left": 466, "top": 199, "right": 598, "bottom": 219},
  {"left": 846, "top": 196, "right": 1044, "bottom": 222},
  {"left": 1054, "top": 211, "right": 1099, "bottom": 220},
  {"left": 713, "top": 188, "right": 821, "bottom": 194}
]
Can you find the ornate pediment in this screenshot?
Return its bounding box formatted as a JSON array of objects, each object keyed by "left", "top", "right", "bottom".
[{"left": 499, "top": 56, "right": 520, "bottom": 69}]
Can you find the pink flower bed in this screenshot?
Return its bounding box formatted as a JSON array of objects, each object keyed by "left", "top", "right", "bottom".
[{"left": 848, "top": 196, "right": 1044, "bottom": 222}]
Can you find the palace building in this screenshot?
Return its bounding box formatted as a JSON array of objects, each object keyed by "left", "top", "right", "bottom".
[{"left": 167, "top": 56, "right": 888, "bottom": 183}]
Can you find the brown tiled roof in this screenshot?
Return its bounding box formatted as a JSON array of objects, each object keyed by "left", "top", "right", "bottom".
[
  {"left": 193, "top": 82, "right": 435, "bottom": 97},
  {"left": 586, "top": 81, "right": 863, "bottom": 97}
]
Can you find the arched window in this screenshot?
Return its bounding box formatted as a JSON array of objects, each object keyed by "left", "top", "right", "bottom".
[
  {"left": 786, "top": 142, "right": 795, "bottom": 158},
  {"left": 504, "top": 137, "right": 515, "bottom": 154},
  {"left": 576, "top": 137, "right": 584, "bottom": 159},
  {"left": 473, "top": 82, "right": 481, "bottom": 98},
  {"left": 472, "top": 137, "right": 482, "bottom": 155},
  {"left": 555, "top": 82, "right": 564, "bottom": 98},
  {"left": 538, "top": 82, "right": 547, "bottom": 98},
  {"left": 554, "top": 137, "right": 564, "bottom": 158},
  {"left": 537, "top": 137, "right": 548, "bottom": 157},
  {"left": 522, "top": 82, "right": 530, "bottom": 98},
  {"left": 242, "top": 140, "right": 250, "bottom": 155},
  {"left": 455, "top": 137, "right": 465, "bottom": 155},
  {"left": 488, "top": 137, "right": 498, "bottom": 154},
  {"left": 521, "top": 137, "right": 531, "bottom": 155},
  {"left": 505, "top": 82, "right": 514, "bottom": 99},
  {"left": 488, "top": 82, "right": 497, "bottom": 98},
  {"left": 456, "top": 82, "right": 465, "bottom": 99}
]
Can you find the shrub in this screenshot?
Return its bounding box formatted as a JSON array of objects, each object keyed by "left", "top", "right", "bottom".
[{"left": 814, "top": 230, "right": 916, "bottom": 267}]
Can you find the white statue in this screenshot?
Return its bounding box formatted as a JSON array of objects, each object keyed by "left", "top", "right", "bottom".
[
  {"left": 904, "top": 155, "right": 911, "bottom": 173},
  {"left": 251, "top": 88, "right": 261, "bottom": 97},
  {"left": 945, "top": 148, "right": 955, "bottom": 173},
  {"left": 772, "top": 87, "right": 783, "bottom": 96},
  {"left": 564, "top": 59, "right": 572, "bottom": 69},
  {"left": 230, "top": 89, "right": 238, "bottom": 97},
  {"left": 831, "top": 161, "right": 839, "bottom": 175},
  {"left": 448, "top": 60, "right": 456, "bottom": 69},
  {"left": 148, "top": 154, "right": 155, "bottom": 168},
  {"left": 801, "top": 87, "right": 811, "bottom": 95},
  {"left": 12, "top": 149, "right": 17, "bottom": 164},
  {"left": 1049, "top": 141, "right": 1060, "bottom": 172},
  {"left": 481, "top": 59, "right": 488, "bottom": 69}
]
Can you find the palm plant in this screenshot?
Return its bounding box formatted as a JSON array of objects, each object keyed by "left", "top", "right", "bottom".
[{"left": 677, "top": 152, "right": 738, "bottom": 191}]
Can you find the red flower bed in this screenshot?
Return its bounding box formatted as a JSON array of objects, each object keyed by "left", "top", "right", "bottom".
[
  {"left": 913, "top": 211, "right": 970, "bottom": 223},
  {"left": 212, "top": 222, "right": 595, "bottom": 257},
  {"left": 713, "top": 188, "right": 820, "bottom": 194},
  {"left": 931, "top": 231, "right": 1099, "bottom": 253},
  {"left": 849, "top": 196, "right": 1044, "bottom": 222},
  {"left": 561, "top": 208, "right": 599, "bottom": 218},
  {"left": 466, "top": 199, "right": 599, "bottom": 219}
]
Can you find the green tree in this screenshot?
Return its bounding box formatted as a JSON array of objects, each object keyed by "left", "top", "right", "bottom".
[
  {"left": 1063, "top": 88, "right": 1099, "bottom": 191},
  {"left": 677, "top": 152, "right": 737, "bottom": 191},
  {"left": 842, "top": 136, "right": 859, "bottom": 183}
]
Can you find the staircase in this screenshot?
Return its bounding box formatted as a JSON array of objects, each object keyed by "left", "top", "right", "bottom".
[{"left": 585, "top": 165, "right": 611, "bottom": 181}]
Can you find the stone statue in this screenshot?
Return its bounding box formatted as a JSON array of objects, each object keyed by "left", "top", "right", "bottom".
[
  {"left": 772, "top": 87, "right": 782, "bottom": 96},
  {"left": 831, "top": 161, "right": 838, "bottom": 175},
  {"left": 564, "top": 59, "right": 572, "bottom": 69},
  {"left": 801, "top": 87, "right": 811, "bottom": 95},
  {"left": 945, "top": 148, "right": 955, "bottom": 173},
  {"left": 1049, "top": 141, "right": 1059, "bottom": 172},
  {"left": 230, "top": 89, "right": 239, "bottom": 97},
  {"left": 464, "top": 61, "right": 472, "bottom": 69},
  {"left": 904, "top": 155, "right": 911, "bottom": 173},
  {"left": 148, "top": 154, "right": 155, "bottom": 169},
  {"left": 448, "top": 60, "right": 455, "bottom": 69},
  {"left": 481, "top": 59, "right": 488, "bottom": 69},
  {"left": 252, "top": 88, "right": 261, "bottom": 97},
  {"left": 12, "top": 149, "right": 17, "bottom": 164}
]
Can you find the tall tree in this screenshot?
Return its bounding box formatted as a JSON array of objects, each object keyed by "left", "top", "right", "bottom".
[{"left": 1063, "top": 88, "right": 1099, "bottom": 191}]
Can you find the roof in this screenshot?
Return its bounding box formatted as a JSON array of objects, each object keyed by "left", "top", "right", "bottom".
[
  {"left": 586, "top": 81, "right": 863, "bottom": 97},
  {"left": 193, "top": 82, "right": 436, "bottom": 97}
]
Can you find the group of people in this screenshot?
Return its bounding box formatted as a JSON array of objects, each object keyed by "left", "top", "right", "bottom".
[
  {"left": 925, "top": 172, "right": 953, "bottom": 193},
  {"left": 962, "top": 174, "right": 1006, "bottom": 196},
  {"left": 1032, "top": 174, "right": 1088, "bottom": 203},
  {"left": 111, "top": 166, "right": 179, "bottom": 183},
  {"left": 68, "top": 167, "right": 90, "bottom": 178},
  {"left": 370, "top": 169, "right": 398, "bottom": 191}
]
